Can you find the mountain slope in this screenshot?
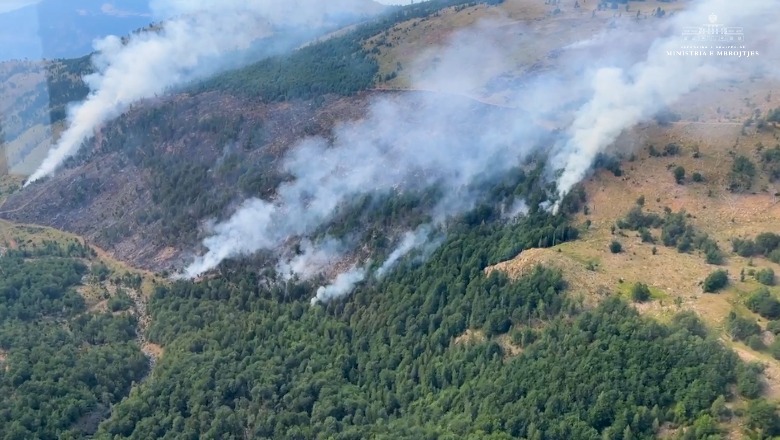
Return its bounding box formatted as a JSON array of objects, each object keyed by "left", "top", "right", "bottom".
[
  {"left": 3, "top": 0, "right": 780, "bottom": 437},
  {"left": 0, "top": 0, "right": 508, "bottom": 270}
]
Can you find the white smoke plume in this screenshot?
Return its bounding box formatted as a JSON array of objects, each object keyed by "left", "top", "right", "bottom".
[
  {"left": 184, "top": 21, "right": 574, "bottom": 279},
  {"left": 552, "top": 0, "right": 778, "bottom": 201},
  {"left": 502, "top": 199, "right": 529, "bottom": 219},
  {"left": 276, "top": 237, "right": 345, "bottom": 281},
  {"left": 185, "top": 0, "right": 779, "bottom": 286},
  {"left": 25, "top": 0, "right": 382, "bottom": 185},
  {"left": 375, "top": 226, "right": 432, "bottom": 279},
  {"left": 311, "top": 266, "right": 367, "bottom": 305}
]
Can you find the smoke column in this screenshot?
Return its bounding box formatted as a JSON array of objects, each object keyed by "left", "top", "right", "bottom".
[
  {"left": 311, "top": 267, "right": 367, "bottom": 305},
  {"left": 552, "top": 0, "right": 777, "bottom": 201},
  {"left": 276, "top": 237, "right": 345, "bottom": 281},
  {"left": 25, "top": 0, "right": 382, "bottom": 185},
  {"left": 184, "top": 20, "right": 572, "bottom": 281},
  {"left": 375, "top": 226, "right": 432, "bottom": 279},
  {"left": 185, "top": 0, "right": 777, "bottom": 303}
]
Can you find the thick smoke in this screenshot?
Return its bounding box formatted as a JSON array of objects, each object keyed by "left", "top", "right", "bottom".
[
  {"left": 184, "top": 22, "right": 565, "bottom": 283},
  {"left": 276, "top": 237, "right": 345, "bottom": 281},
  {"left": 25, "top": 0, "right": 382, "bottom": 184},
  {"left": 178, "top": 0, "right": 776, "bottom": 303},
  {"left": 311, "top": 266, "right": 367, "bottom": 305},
  {"left": 552, "top": 0, "right": 777, "bottom": 202}
]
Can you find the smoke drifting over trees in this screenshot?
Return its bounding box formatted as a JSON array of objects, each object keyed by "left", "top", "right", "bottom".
[
  {"left": 186, "top": 0, "right": 777, "bottom": 303},
  {"left": 25, "top": 0, "right": 382, "bottom": 184},
  {"left": 551, "top": 0, "right": 776, "bottom": 204},
  {"left": 22, "top": 0, "right": 780, "bottom": 303}
]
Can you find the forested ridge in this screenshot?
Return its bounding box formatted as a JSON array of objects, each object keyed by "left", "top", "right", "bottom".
[
  {"left": 4, "top": 0, "right": 780, "bottom": 438},
  {"left": 0, "top": 241, "right": 148, "bottom": 439},
  {"left": 2, "top": 0, "right": 510, "bottom": 270},
  {"left": 198, "top": 0, "right": 501, "bottom": 101},
  {"left": 89, "top": 180, "right": 769, "bottom": 440},
  {"left": 2, "top": 161, "right": 776, "bottom": 438}
]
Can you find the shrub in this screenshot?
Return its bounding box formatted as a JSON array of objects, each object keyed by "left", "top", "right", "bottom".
[
  {"left": 745, "top": 399, "right": 780, "bottom": 434},
  {"left": 692, "top": 172, "right": 704, "bottom": 182},
  {"left": 757, "top": 268, "right": 776, "bottom": 286},
  {"left": 746, "top": 287, "right": 780, "bottom": 319},
  {"left": 639, "top": 228, "right": 655, "bottom": 244},
  {"left": 768, "top": 320, "right": 780, "bottom": 335},
  {"left": 664, "top": 143, "right": 681, "bottom": 156},
  {"left": 705, "top": 247, "right": 724, "bottom": 265},
  {"left": 609, "top": 241, "right": 623, "bottom": 254},
  {"left": 747, "top": 335, "right": 766, "bottom": 351},
  {"left": 108, "top": 291, "right": 134, "bottom": 312},
  {"left": 761, "top": 145, "right": 780, "bottom": 181},
  {"left": 737, "top": 362, "right": 765, "bottom": 399},
  {"left": 673, "top": 166, "right": 686, "bottom": 184},
  {"left": 649, "top": 145, "right": 661, "bottom": 157},
  {"left": 631, "top": 283, "right": 652, "bottom": 303},
  {"left": 771, "top": 339, "right": 780, "bottom": 359},
  {"left": 703, "top": 270, "right": 729, "bottom": 293},
  {"left": 618, "top": 206, "right": 663, "bottom": 230},
  {"left": 726, "top": 312, "right": 761, "bottom": 341},
  {"left": 733, "top": 238, "right": 758, "bottom": 257},
  {"left": 756, "top": 232, "right": 780, "bottom": 255},
  {"left": 671, "top": 311, "right": 708, "bottom": 338},
  {"left": 729, "top": 155, "right": 756, "bottom": 192}
]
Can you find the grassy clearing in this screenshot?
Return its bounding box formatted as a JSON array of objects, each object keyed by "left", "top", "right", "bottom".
[{"left": 491, "top": 118, "right": 780, "bottom": 403}]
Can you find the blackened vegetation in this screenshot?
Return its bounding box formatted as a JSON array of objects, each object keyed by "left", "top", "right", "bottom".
[{"left": 3, "top": 0, "right": 510, "bottom": 268}]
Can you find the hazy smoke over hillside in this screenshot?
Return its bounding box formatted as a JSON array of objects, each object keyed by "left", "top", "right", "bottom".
[
  {"left": 374, "top": 226, "right": 434, "bottom": 279},
  {"left": 311, "top": 267, "right": 367, "bottom": 305},
  {"left": 276, "top": 237, "right": 345, "bottom": 281},
  {"left": 25, "top": 0, "right": 775, "bottom": 303},
  {"left": 25, "top": 0, "right": 381, "bottom": 184},
  {"left": 551, "top": 0, "right": 777, "bottom": 204},
  {"left": 186, "top": 0, "right": 778, "bottom": 303},
  {"left": 183, "top": 23, "right": 563, "bottom": 289}
]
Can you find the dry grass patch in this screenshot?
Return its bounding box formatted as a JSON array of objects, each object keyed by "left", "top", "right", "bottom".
[
  {"left": 453, "top": 329, "right": 487, "bottom": 346},
  {"left": 496, "top": 333, "right": 524, "bottom": 358},
  {"left": 142, "top": 342, "right": 165, "bottom": 360},
  {"left": 490, "top": 119, "right": 780, "bottom": 400}
]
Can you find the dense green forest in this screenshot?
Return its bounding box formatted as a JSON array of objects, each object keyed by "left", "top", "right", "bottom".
[
  {"left": 199, "top": 0, "right": 498, "bottom": 101},
  {"left": 7, "top": 1, "right": 780, "bottom": 437},
  {"left": 91, "top": 180, "right": 769, "bottom": 439},
  {"left": 0, "top": 243, "right": 148, "bottom": 440},
  {"left": 4, "top": 173, "right": 774, "bottom": 440}
]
